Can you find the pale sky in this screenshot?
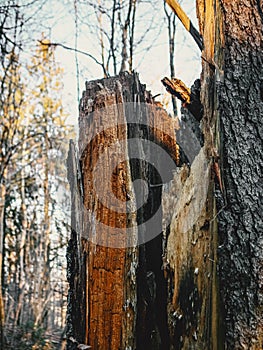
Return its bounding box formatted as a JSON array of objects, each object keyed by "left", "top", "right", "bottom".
[{"left": 25, "top": 0, "right": 201, "bottom": 128}]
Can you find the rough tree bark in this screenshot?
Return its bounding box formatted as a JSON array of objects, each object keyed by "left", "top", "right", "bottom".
[
  {"left": 195, "top": 0, "right": 263, "bottom": 348},
  {"left": 67, "top": 1, "right": 262, "bottom": 349},
  {"left": 162, "top": 0, "right": 262, "bottom": 348}
]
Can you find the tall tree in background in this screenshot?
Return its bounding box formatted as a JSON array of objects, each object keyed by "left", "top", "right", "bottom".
[
  {"left": 3, "top": 38, "right": 72, "bottom": 348},
  {"left": 0, "top": 2, "right": 72, "bottom": 340},
  {"left": 28, "top": 38, "right": 71, "bottom": 329},
  {"left": 71, "top": 0, "right": 162, "bottom": 77},
  {"left": 0, "top": 3, "right": 24, "bottom": 345},
  {"left": 164, "top": 0, "right": 177, "bottom": 116},
  {"left": 90, "top": 0, "right": 138, "bottom": 75},
  {"left": 3, "top": 37, "right": 72, "bottom": 348}
]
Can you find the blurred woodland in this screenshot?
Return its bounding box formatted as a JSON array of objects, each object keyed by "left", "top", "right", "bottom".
[
  {"left": 1, "top": 0, "right": 262, "bottom": 349},
  {"left": 0, "top": 1, "right": 186, "bottom": 348}
]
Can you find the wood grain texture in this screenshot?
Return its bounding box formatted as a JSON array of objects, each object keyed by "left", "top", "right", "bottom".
[{"left": 67, "top": 72, "right": 178, "bottom": 350}]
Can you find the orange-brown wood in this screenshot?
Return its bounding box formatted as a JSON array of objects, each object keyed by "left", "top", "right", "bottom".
[{"left": 77, "top": 73, "right": 178, "bottom": 349}]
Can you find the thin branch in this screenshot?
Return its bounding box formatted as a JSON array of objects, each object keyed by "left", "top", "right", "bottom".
[
  {"left": 129, "top": 0, "right": 137, "bottom": 72},
  {"left": 110, "top": 0, "right": 117, "bottom": 75},
  {"left": 38, "top": 40, "right": 108, "bottom": 77},
  {"left": 73, "top": 0, "right": 80, "bottom": 101}
]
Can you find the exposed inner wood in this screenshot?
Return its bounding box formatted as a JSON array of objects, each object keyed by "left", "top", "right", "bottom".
[
  {"left": 165, "top": 0, "right": 204, "bottom": 50},
  {"left": 162, "top": 77, "right": 203, "bottom": 122},
  {"left": 68, "top": 72, "right": 179, "bottom": 350},
  {"left": 166, "top": 0, "right": 190, "bottom": 31},
  {"left": 196, "top": 0, "right": 263, "bottom": 348},
  {"left": 67, "top": 1, "right": 263, "bottom": 348},
  {"left": 162, "top": 77, "right": 191, "bottom": 105}
]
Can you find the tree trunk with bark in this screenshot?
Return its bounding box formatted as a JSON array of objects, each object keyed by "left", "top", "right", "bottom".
[
  {"left": 163, "top": 0, "right": 262, "bottom": 348},
  {"left": 197, "top": 0, "right": 263, "bottom": 347},
  {"left": 194, "top": 0, "right": 262, "bottom": 348},
  {"left": 67, "top": 1, "right": 263, "bottom": 349}
]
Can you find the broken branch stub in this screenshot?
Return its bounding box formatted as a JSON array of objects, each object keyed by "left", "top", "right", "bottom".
[{"left": 162, "top": 77, "right": 203, "bottom": 121}]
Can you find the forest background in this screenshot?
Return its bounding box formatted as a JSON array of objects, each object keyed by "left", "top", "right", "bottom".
[{"left": 0, "top": 0, "right": 200, "bottom": 348}]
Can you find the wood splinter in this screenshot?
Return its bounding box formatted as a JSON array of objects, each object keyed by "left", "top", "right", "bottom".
[
  {"left": 162, "top": 77, "right": 203, "bottom": 121},
  {"left": 165, "top": 0, "right": 203, "bottom": 51},
  {"left": 162, "top": 77, "right": 191, "bottom": 105}
]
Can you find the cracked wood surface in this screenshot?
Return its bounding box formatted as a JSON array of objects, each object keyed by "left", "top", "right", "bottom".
[
  {"left": 67, "top": 72, "right": 178, "bottom": 350},
  {"left": 67, "top": 2, "right": 263, "bottom": 348}
]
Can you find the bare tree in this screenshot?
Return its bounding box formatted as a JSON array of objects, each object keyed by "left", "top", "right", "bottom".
[
  {"left": 68, "top": 0, "right": 162, "bottom": 77},
  {"left": 0, "top": 3, "right": 24, "bottom": 345},
  {"left": 164, "top": 0, "right": 177, "bottom": 115},
  {"left": 0, "top": 2, "right": 72, "bottom": 346}
]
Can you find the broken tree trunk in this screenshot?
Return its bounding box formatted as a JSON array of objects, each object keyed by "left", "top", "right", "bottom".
[
  {"left": 67, "top": 2, "right": 263, "bottom": 348},
  {"left": 67, "top": 72, "right": 179, "bottom": 350}
]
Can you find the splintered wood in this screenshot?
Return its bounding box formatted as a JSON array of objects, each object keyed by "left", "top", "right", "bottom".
[
  {"left": 162, "top": 77, "right": 191, "bottom": 105},
  {"left": 68, "top": 72, "right": 179, "bottom": 350},
  {"left": 166, "top": 0, "right": 191, "bottom": 31}
]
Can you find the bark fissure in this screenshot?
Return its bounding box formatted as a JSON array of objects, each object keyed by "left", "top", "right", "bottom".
[
  {"left": 217, "top": 11, "right": 263, "bottom": 347},
  {"left": 197, "top": 0, "right": 263, "bottom": 347}
]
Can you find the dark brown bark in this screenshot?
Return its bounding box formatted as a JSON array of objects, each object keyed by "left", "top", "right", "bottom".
[
  {"left": 195, "top": 0, "right": 263, "bottom": 348},
  {"left": 162, "top": 0, "right": 262, "bottom": 347},
  {"left": 216, "top": 1, "right": 263, "bottom": 348}
]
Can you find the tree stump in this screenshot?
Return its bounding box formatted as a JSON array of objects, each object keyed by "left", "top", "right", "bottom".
[{"left": 67, "top": 72, "right": 178, "bottom": 350}]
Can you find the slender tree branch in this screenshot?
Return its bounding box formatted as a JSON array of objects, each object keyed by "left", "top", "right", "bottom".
[
  {"left": 73, "top": 0, "right": 80, "bottom": 101},
  {"left": 38, "top": 40, "right": 108, "bottom": 77}
]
